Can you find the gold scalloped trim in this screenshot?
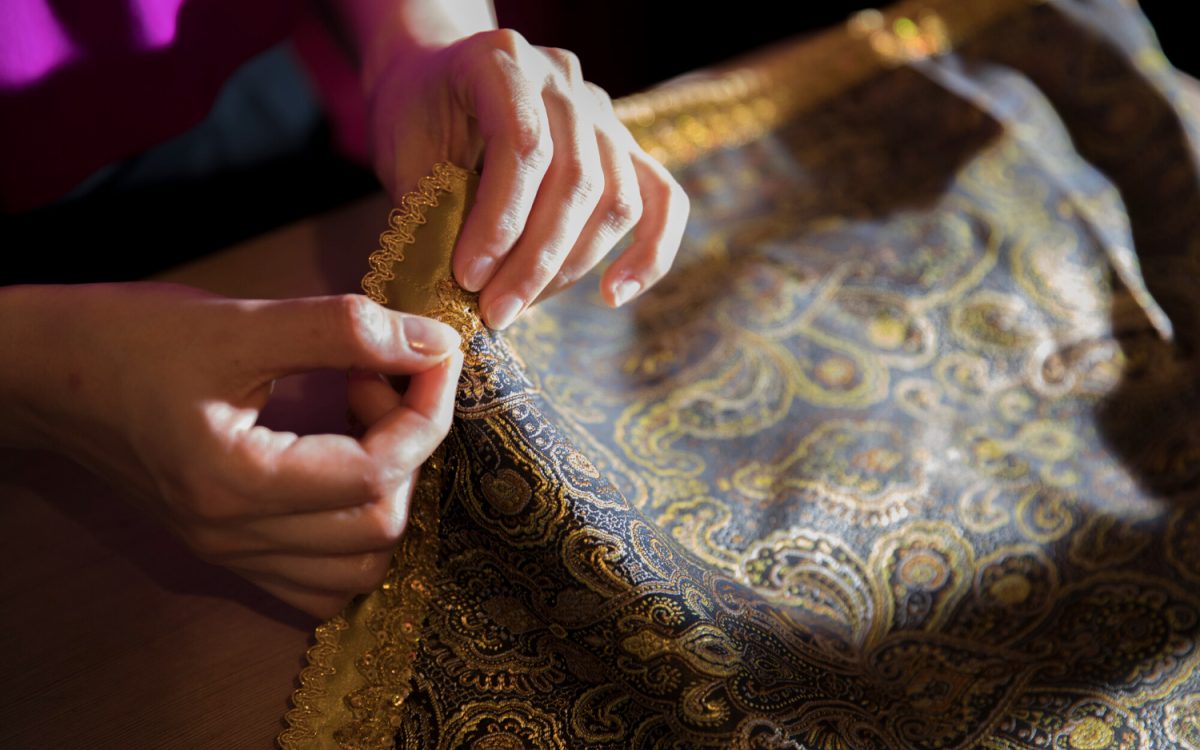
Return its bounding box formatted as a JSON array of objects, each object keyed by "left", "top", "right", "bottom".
[
  {"left": 615, "top": 0, "right": 1036, "bottom": 167},
  {"left": 332, "top": 450, "right": 445, "bottom": 749},
  {"left": 278, "top": 616, "right": 349, "bottom": 748},
  {"left": 361, "top": 163, "right": 473, "bottom": 305}
]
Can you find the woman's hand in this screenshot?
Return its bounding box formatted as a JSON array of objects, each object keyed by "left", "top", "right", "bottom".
[
  {"left": 343, "top": 0, "right": 689, "bottom": 329},
  {"left": 0, "top": 283, "right": 463, "bottom": 618}
]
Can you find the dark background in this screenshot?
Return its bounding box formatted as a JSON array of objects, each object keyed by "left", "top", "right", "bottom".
[
  {"left": 515, "top": 2, "right": 1199, "bottom": 96},
  {"left": 2, "top": 2, "right": 1196, "bottom": 285}
]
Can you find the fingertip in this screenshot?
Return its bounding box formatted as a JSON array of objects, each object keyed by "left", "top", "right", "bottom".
[
  {"left": 607, "top": 276, "right": 642, "bottom": 308},
  {"left": 400, "top": 314, "right": 461, "bottom": 358},
  {"left": 447, "top": 346, "right": 466, "bottom": 379},
  {"left": 483, "top": 292, "right": 525, "bottom": 330},
  {"left": 398, "top": 345, "right": 463, "bottom": 423},
  {"left": 460, "top": 255, "right": 497, "bottom": 293}
]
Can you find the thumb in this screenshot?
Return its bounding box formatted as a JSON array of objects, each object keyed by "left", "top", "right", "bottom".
[{"left": 246, "top": 294, "right": 460, "bottom": 376}]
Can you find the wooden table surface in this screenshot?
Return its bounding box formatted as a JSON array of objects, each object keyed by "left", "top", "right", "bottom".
[{"left": 0, "top": 192, "right": 395, "bottom": 749}]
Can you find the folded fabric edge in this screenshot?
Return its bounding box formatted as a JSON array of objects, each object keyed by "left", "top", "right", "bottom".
[
  {"left": 279, "top": 164, "right": 475, "bottom": 750},
  {"left": 617, "top": 0, "right": 1035, "bottom": 168}
]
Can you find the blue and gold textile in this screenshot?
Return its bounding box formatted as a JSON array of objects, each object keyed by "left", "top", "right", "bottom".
[{"left": 283, "top": 1, "right": 1200, "bottom": 747}]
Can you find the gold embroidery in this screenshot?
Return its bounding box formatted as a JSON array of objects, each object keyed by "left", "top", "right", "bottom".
[{"left": 283, "top": 0, "right": 1200, "bottom": 747}]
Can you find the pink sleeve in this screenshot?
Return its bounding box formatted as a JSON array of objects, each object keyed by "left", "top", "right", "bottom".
[{"left": 0, "top": 0, "right": 300, "bottom": 212}]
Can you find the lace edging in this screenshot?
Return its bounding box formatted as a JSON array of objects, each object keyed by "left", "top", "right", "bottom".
[
  {"left": 278, "top": 616, "right": 349, "bottom": 748},
  {"left": 361, "top": 162, "right": 473, "bottom": 305}
]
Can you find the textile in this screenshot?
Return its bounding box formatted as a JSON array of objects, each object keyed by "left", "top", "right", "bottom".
[{"left": 282, "top": 0, "right": 1200, "bottom": 747}]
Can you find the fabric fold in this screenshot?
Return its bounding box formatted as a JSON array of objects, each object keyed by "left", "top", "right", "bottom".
[{"left": 282, "top": 1, "right": 1200, "bottom": 747}]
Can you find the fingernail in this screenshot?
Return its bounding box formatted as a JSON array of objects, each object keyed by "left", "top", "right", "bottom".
[
  {"left": 486, "top": 294, "right": 524, "bottom": 330},
  {"left": 463, "top": 256, "right": 495, "bottom": 292},
  {"left": 611, "top": 278, "right": 642, "bottom": 307},
  {"left": 402, "top": 316, "right": 460, "bottom": 355}
]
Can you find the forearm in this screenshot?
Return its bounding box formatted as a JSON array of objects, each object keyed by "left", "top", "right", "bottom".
[{"left": 331, "top": 0, "right": 498, "bottom": 88}]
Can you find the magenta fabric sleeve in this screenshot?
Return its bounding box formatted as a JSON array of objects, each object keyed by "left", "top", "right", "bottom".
[{"left": 0, "top": 0, "right": 301, "bottom": 212}]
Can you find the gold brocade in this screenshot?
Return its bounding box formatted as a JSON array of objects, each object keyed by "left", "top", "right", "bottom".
[{"left": 282, "top": 0, "right": 1200, "bottom": 748}]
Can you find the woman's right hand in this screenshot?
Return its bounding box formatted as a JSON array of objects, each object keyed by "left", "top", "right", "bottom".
[{"left": 0, "top": 282, "right": 463, "bottom": 618}]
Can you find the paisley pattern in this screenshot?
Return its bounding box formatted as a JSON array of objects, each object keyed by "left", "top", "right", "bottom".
[{"left": 282, "top": 1, "right": 1200, "bottom": 747}]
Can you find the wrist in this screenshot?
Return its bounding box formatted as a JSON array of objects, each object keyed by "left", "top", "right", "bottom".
[{"left": 334, "top": 0, "right": 497, "bottom": 90}]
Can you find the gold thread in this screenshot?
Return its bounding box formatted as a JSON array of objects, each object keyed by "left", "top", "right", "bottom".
[{"left": 279, "top": 422, "right": 448, "bottom": 750}]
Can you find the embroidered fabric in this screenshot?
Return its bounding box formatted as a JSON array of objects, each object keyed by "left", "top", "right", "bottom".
[{"left": 281, "top": 0, "right": 1200, "bottom": 747}]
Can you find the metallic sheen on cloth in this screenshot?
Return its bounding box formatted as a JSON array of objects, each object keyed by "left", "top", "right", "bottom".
[{"left": 282, "top": 0, "right": 1200, "bottom": 747}]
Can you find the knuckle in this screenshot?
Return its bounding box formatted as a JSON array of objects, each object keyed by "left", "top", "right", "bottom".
[
  {"left": 529, "top": 250, "right": 565, "bottom": 285},
  {"left": 606, "top": 189, "right": 643, "bottom": 230},
  {"left": 333, "top": 294, "right": 382, "bottom": 348},
  {"left": 511, "top": 121, "right": 551, "bottom": 170},
  {"left": 480, "top": 44, "right": 520, "bottom": 80},
  {"left": 561, "top": 158, "right": 602, "bottom": 207},
  {"left": 392, "top": 433, "right": 440, "bottom": 475},
  {"left": 586, "top": 82, "right": 614, "bottom": 110},
  {"left": 469, "top": 28, "right": 527, "bottom": 61},
  {"left": 545, "top": 47, "right": 582, "bottom": 80},
  {"left": 487, "top": 28, "right": 527, "bottom": 56},
  {"left": 374, "top": 513, "right": 408, "bottom": 549},
  {"left": 367, "top": 486, "right": 411, "bottom": 546},
  {"left": 646, "top": 172, "right": 674, "bottom": 205},
  {"left": 361, "top": 467, "right": 392, "bottom": 506},
  {"left": 552, "top": 267, "right": 582, "bottom": 290},
  {"left": 387, "top": 443, "right": 424, "bottom": 476},
  {"left": 482, "top": 221, "right": 520, "bottom": 255}
]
